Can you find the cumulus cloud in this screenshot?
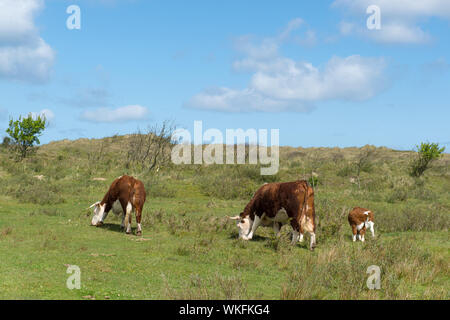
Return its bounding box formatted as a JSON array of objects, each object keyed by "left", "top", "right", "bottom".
[
  {"left": 332, "top": 0, "right": 450, "bottom": 19},
  {"left": 186, "top": 19, "right": 387, "bottom": 113},
  {"left": 29, "top": 108, "right": 55, "bottom": 127},
  {"left": 31, "top": 108, "right": 54, "bottom": 121},
  {"left": 0, "top": 0, "right": 55, "bottom": 82},
  {"left": 80, "top": 105, "right": 149, "bottom": 123},
  {"left": 333, "top": 0, "right": 450, "bottom": 44}
]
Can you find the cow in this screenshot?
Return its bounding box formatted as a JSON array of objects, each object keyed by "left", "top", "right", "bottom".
[
  {"left": 348, "top": 207, "right": 375, "bottom": 242},
  {"left": 89, "top": 175, "right": 146, "bottom": 236},
  {"left": 228, "top": 180, "right": 317, "bottom": 250}
]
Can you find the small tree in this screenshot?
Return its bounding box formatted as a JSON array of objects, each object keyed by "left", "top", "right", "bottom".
[
  {"left": 126, "top": 120, "right": 176, "bottom": 172},
  {"left": 6, "top": 113, "right": 47, "bottom": 160},
  {"left": 410, "top": 142, "right": 445, "bottom": 177}
]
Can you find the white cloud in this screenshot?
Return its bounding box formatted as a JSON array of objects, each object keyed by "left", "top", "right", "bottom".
[
  {"left": 333, "top": 0, "right": 450, "bottom": 19},
  {"left": 31, "top": 108, "right": 54, "bottom": 123},
  {"left": 187, "top": 87, "right": 313, "bottom": 113},
  {"left": 188, "top": 55, "right": 386, "bottom": 112},
  {"left": 80, "top": 105, "right": 149, "bottom": 123},
  {"left": 38, "top": 108, "right": 54, "bottom": 121},
  {"left": 369, "top": 23, "right": 431, "bottom": 44},
  {"left": 0, "top": 0, "right": 55, "bottom": 82},
  {"left": 250, "top": 55, "right": 386, "bottom": 101},
  {"left": 187, "top": 20, "right": 387, "bottom": 113},
  {"left": 333, "top": 0, "right": 450, "bottom": 44}
]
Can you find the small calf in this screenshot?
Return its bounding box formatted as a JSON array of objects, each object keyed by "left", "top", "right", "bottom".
[{"left": 348, "top": 207, "right": 375, "bottom": 242}]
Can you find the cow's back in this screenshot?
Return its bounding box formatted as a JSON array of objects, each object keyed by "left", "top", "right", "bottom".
[{"left": 252, "top": 181, "right": 309, "bottom": 219}]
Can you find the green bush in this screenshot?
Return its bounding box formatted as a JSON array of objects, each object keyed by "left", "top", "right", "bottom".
[
  {"left": 6, "top": 113, "right": 47, "bottom": 160},
  {"left": 410, "top": 142, "right": 445, "bottom": 177},
  {"left": 142, "top": 174, "right": 177, "bottom": 198},
  {"left": 4, "top": 176, "right": 65, "bottom": 205},
  {"left": 337, "top": 164, "right": 354, "bottom": 177},
  {"left": 308, "top": 175, "right": 320, "bottom": 187}
]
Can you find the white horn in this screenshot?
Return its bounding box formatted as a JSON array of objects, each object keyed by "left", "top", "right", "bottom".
[
  {"left": 88, "top": 201, "right": 101, "bottom": 209},
  {"left": 228, "top": 215, "right": 241, "bottom": 220}
]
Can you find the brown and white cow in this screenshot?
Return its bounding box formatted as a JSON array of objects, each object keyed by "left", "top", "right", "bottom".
[
  {"left": 229, "top": 180, "right": 317, "bottom": 250},
  {"left": 348, "top": 207, "right": 375, "bottom": 242},
  {"left": 89, "top": 175, "right": 146, "bottom": 236}
]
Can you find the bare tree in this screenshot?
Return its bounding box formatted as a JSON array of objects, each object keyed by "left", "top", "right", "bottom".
[{"left": 127, "top": 120, "right": 176, "bottom": 172}]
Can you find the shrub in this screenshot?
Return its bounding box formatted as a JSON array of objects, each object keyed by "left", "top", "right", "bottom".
[
  {"left": 386, "top": 187, "right": 408, "bottom": 203},
  {"left": 337, "top": 164, "right": 354, "bottom": 177},
  {"left": 6, "top": 113, "right": 47, "bottom": 160},
  {"left": 308, "top": 175, "right": 320, "bottom": 187},
  {"left": 1, "top": 174, "right": 65, "bottom": 205},
  {"left": 194, "top": 165, "right": 261, "bottom": 200},
  {"left": 142, "top": 174, "right": 177, "bottom": 198},
  {"left": 1, "top": 137, "right": 11, "bottom": 148},
  {"left": 410, "top": 142, "right": 445, "bottom": 177}
]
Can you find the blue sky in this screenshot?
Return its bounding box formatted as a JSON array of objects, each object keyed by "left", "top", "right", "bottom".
[{"left": 0, "top": 0, "right": 449, "bottom": 150}]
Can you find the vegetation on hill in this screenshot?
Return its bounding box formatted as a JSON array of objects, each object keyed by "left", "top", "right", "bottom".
[{"left": 0, "top": 135, "right": 448, "bottom": 299}]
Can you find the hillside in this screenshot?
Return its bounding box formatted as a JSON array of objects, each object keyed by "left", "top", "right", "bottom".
[{"left": 0, "top": 136, "right": 448, "bottom": 299}]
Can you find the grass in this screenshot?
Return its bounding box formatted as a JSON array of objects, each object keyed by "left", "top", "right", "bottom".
[{"left": 0, "top": 136, "right": 448, "bottom": 299}]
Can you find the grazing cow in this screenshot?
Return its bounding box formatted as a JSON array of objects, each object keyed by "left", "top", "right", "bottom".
[
  {"left": 89, "top": 175, "right": 146, "bottom": 236},
  {"left": 229, "top": 180, "right": 317, "bottom": 250},
  {"left": 348, "top": 207, "right": 375, "bottom": 242}
]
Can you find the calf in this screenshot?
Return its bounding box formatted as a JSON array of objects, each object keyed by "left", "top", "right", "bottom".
[
  {"left": 89, "top": 175, "right": 146, "bottom": 236},
  {"left": 229, "top": 180, "right": 317, "bottom": 250},
  {"left": 348, "top": 207, "right": 375, "bottom": 242}
]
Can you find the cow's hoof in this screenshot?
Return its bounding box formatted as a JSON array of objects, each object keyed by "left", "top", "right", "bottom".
[
  {"left": 126, "top": 230, "right": 131, "bottom": 235},
  {"left": 136, "top": 231, "right": 142, "bottom": 236},
  {"left": 96, "top": 221, "right": 103, "bottom": 227}
]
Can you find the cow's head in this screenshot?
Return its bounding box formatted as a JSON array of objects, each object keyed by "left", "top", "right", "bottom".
[
  {"left": 89, "top": 201, "right": 107, "bottom": 226},
  {"left": 228, "top": 213, "right": 252, "bottom": 239}
]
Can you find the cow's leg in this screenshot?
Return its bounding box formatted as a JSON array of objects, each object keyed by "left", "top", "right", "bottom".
[
  {"left": 244, "top": 214, "right": 262, "bottom": 240},
  {"left": 300, "top": 214, "right": 316, "bottom": 250},
  {"left": 298, "top": 223, "right": 304, "bottom": 242},
  {"left": 369, "top": 221, "right": 375, "bottom": 238},
  {"left": 352, "top": 225, "right": 357, "bottom": 242},
  {"left": 135, "top": 206, "right": 143, "bottom": 236},
  {"left": 305, "top": 224, "right": 316, "bottom": 250},
  {"left": 125, "top": 202, "right": 133, "bottom": 234},
  {"left": 290, "top": 218, "right": 300, "bottom": 245},
  {"left": 273, "top": 222, "right": 281, "bottom": 238},
  {"left": 120, "top": 214, "right": 125, "bottom": 230},
  {"left": 298, "top": 233, "right": 304, "bottom": 242},
  {"left": 309, "top": 232, "right": 316, "bottom": 250},
  {"left": 356, "top": 222, "right": 364, "bottom": 241},
  {"left": 360, "top": 227, "right": 366, "bottom": 242}
]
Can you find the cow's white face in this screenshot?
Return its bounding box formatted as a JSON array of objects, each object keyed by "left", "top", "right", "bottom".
[
  {"left": 237, "top": 216, "right": 252, "bottom": 239},
  {"left": 228, "top": 214, "right": 253, "bottom": 239},
  {"left": 90, "top": 203, "right": 107, "bottom": 226}
]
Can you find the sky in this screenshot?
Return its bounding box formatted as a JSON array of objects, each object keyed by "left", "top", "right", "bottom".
[{"left": 0, "top": 0, "right": 449, "bottom": 150}]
